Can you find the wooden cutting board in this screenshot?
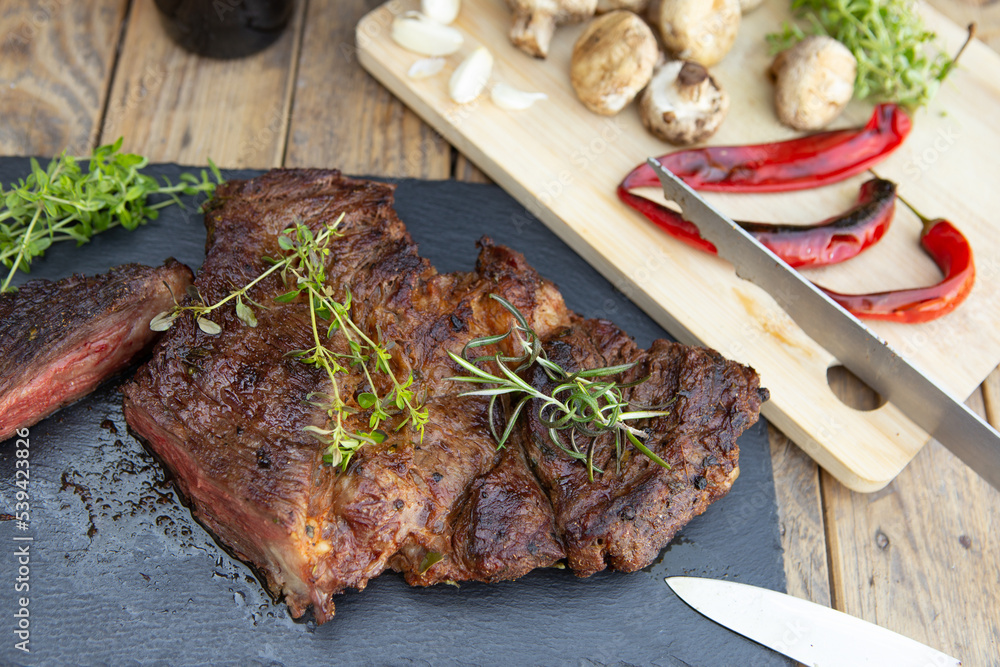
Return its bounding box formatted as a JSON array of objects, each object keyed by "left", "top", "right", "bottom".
[{"left": 357, "top": 0, "right": 1000, "bottom": 491}]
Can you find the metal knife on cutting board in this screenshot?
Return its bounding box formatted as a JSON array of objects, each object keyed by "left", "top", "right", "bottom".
[
  {"left": 648, "top": 158, "right": 1000, "bottom": 491},
  {"left": 666, "top": 577, "right": 961, "bottom": 666}
]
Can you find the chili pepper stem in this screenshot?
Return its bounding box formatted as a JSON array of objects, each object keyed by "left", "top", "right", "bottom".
[
  {"left": 946, "top": 24, "right": 977, "bottom": 77},
  {"left": 870, "top": 169, "right": 937, "bottom": 232},
  {"left": 890, "top": 190, "right": 936, "bottom": 234}
]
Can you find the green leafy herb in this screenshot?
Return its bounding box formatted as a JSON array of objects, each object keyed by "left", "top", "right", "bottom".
[
  {"left": 154, "top": 213, "right": 429, "bottom": 471},
  {"left": 0, "top": 138, "right": 220, "bottom": 293},
  {"left": 447, "top": 295, "right": 673, "bottom": 482},
  {"left": 767, "top": 0, "right": 974, "bottom": 109}
]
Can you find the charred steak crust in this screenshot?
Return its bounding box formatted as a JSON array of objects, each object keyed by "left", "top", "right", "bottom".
[
  {"left": 0, "top": 260, "right": 193, "bottom": 441},
  {"left": 122, "top": 169, "right": 766, "bottom": 623}
]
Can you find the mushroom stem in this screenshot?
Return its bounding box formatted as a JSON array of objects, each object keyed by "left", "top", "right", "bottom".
[{"left": 510, "top": 10, "right": 557, "bottom": 58}]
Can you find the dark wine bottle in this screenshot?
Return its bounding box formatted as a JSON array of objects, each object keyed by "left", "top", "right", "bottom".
[{"left": 154, "top": 0, "right": 295, "bottom": 59}]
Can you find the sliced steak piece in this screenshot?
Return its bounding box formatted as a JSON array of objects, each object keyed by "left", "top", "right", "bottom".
[
  {"left": 522, "top": 317, "right": 767, "bottom": 576},
  {"left": 0, "top": 260, "right": 193, "bottom": 441},
  {"left": 122, "top": 169, "right": 766, "bottom": 623}
]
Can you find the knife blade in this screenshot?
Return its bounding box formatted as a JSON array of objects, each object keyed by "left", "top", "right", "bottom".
[
  {"left": 648, "top": 158, "right": 1000, "bottom": 491},
  {"left": 665, "top": 576, "right": 961, "bottom": 666}
]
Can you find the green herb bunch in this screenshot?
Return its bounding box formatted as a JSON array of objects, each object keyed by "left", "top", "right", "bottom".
[
  {"left": 0, "top": 138, "right": 219, "bottom": 293},
  {"left": 448, "top": 295, "right": 673, "bottom": 481},
  {"left": 153, "top": 214, "right": 428, "bottom": 471},
  {"left": 767, "top": 0, "right": 968, "bottom": 109}
]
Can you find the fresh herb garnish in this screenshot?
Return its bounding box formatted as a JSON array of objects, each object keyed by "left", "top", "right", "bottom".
[
  {"left": 447, "top": 295, "right": 672, "bottom": 481},
  {"left": 767, "top": 0, "right": 974, "bottom": 109},
  {"left": 153, "top": 214, "right": 428, "bottom": 471},
  {"left": 0, "top": 138, "right": 219, "bottom": 293}
]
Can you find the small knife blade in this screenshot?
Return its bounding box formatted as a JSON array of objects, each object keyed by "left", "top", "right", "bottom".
[
  {"left": 666, "top": 576, "right": 961, "bottom": 666},
  {"left": 648, "top": 158, "right": 1000, "bottom": 491}
]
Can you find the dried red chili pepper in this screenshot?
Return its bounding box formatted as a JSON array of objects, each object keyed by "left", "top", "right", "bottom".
[
  {"left": 616, "top": 178, "right": 897, "bottom": 268},
  {"left": 819, "top": 209, "right": 975, "bottom": 324},
  {"left": 620, "top": 103, "right": 911, "bottom": 193}
]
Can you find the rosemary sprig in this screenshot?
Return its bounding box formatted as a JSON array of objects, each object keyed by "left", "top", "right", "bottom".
[
  {"left": 767, "top": 0, "right": 971, "bottom": 109},
  {"left": 153, "top": 214, "right": 428, "bottom": 470},
  {"left": 447, "top": 295, "right": 672, "bottom": 481},
  {"left": 0, "top": 138, "right": 219, "bottom": 293}
]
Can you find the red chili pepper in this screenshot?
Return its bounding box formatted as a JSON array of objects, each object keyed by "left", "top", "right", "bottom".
[
  {"left": 616, "top": 178, "right": 896, "bottom": 268},
  {"left": 620, "top": 103, "right": 911, "bottom": 193},
  {"left": 819, "top": 212, "right": 975, "bottom": 324}
]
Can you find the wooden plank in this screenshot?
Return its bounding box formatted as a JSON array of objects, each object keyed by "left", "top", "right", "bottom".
[
  {"left": 454, "top": 153, "right": 491, "bottom": 183},
  {"left": 283, "top": 0, "right": 450, "bottom": 177},
  {"left": 983, "top": 366, "right": 1000, "bottom": 424},
  {"left": 357, "top": 0, "right": 1000, "bottom": 491},
  {"left": 100, "top": 0, "right": 305, "bottom": 168},
  {"left": 822, "top": 391, "right": 1000, "bottom": 664},
  {"left": 0, "top": 0, "right": 127, "bottom": 156},
  {"left": 769, "top": 427, "right": 831, "bottom": 606}
]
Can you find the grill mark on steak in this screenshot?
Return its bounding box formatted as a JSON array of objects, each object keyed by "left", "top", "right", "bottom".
[
  {"left": 0, "top": 261, "right": 193, "bottom": 441},
  {"left": 121, "top": 169, "right": 766, "bottom": 623}
]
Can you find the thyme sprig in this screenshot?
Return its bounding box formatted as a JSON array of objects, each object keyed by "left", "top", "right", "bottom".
[
  {"left": 447, "top": 295, "right": 672, "bottom": 481},
  {"left": 153, "top": 214, "right": 428, "bottom": 470},
  {"left": 0, "top": 138, "right": 219, "bottom": 293},
  {"left": 767, "top": 0, "right": 973, "bottom": 109}
]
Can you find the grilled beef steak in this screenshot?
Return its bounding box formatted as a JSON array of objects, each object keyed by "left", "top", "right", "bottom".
[
  {"left": 0, "top": 261, "right": 193, "bottom": 441},
  {"left": 122, "top": 169, "right": 767, "bottom": 623}
]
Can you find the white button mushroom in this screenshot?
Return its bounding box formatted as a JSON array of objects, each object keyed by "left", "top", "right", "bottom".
[
  {"left": 504, "top": 0, "right": 598, "bottom": 59},
  {"left": 770, "top": 35, "right": 857, "bottom": 130},
  {"left": 570, "top": 10, "right": 658, "bottom": 115},
  {"left": 656, "top": 0, "right": 741, "bottom": 67},
  {"left": 640, "top": 60, "right": 729, "bottom": 145},
  {"left": 596, "top": 0, "right": 650, "bottom": 13}
]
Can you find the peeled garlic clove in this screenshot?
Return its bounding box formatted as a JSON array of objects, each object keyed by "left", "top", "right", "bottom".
[
  {"left": 408, "top": 57, "right": 446, "bottom": 79},
  {"left": 421, "top": 0, "right": 460, "bottom": 24},
  {"left": 490, "top": 82, "right": 547, "bottom": 110},
  {"left": 391, "top": 11, "right": 463, "bottom": 56},
  {"left": 449, "top": 46, "right": 493, "bottom": 104}
]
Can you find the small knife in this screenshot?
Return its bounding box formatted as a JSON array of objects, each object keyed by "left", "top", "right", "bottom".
[
  {"left": 666, "top": 576, "right": 961, "bottom": 666},
  {"left": 648, "top": 158, "right": 1000, "bottom": 491}
]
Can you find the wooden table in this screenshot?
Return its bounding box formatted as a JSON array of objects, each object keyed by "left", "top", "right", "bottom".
[{"left": 3, "top": 0, "right": 998, "bottom": 662}]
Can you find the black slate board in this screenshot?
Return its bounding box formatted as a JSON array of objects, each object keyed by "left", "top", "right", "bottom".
[{"left": 0, "top": 160, "right": 789, "bottom": 666}]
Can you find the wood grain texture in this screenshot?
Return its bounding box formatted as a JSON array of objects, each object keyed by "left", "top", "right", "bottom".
[
  {"left": 100, "top": 0, "right": 305, "bottom": 168},
  {"left": 769, "top": 427, "right": 831, "bottom": 607},
  {"left": 357, "top": 0, "right": 1000, "bottom": 491},
  {"left": 931, "top": 0, "right": 1000, "bottom": 51},
  {"left": 0, "top": 0, "right": 127, "bottom": 156},
  {"left": 283, "top": 0, "right": 450, "bottom": 177},
  {"left": 822, "top": 408, "right": 1000, "bottom": 663},
  {"left": 454, "top": 154, "right": 491, "bottom": 183},
  {"left": 10, "top": 0, "right": 1000, "bottom": 659}
]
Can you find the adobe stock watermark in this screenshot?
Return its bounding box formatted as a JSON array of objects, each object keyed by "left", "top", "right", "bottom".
[
  {"left": 4, "top": 0, "right": 70, "bottom": 50},
  {"left": 10, "top": 427, "right": 33, "bottom": 654},
  {"left": 903, "top": 124, "right": 960, "bottom": 182},
  {"left": 349, "top": 0, "right": 405, "bottom": 64}
]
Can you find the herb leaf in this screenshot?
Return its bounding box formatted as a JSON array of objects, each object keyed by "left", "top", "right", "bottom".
[
  {"left": 155, "top": 213, "right": 429, "bottom": 471},
  {"left": 767, "top": 0, "right": 972, "bottom": 109},
  {"left": 447, "top": 295, "right": 673, "bottom": 481},
  {"left": 0, "top": 139, "right": 219, "bottom": 292}
]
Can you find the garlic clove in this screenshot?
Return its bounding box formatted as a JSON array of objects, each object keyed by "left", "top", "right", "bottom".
[
  {"left": 421, "top": 0, "right": 461, "bottom": 25},
  {"left": 490, "top": 82, "right": 547, "bottom": 110},
  {"left": 408, "top": 57, "right": 446, "bottom": 79},
  {"left": 391, "top": 11, "right": 463, "bottom": 56},
  {"left": 449, "top": 46, "right": 493, "bottom": 104}
]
